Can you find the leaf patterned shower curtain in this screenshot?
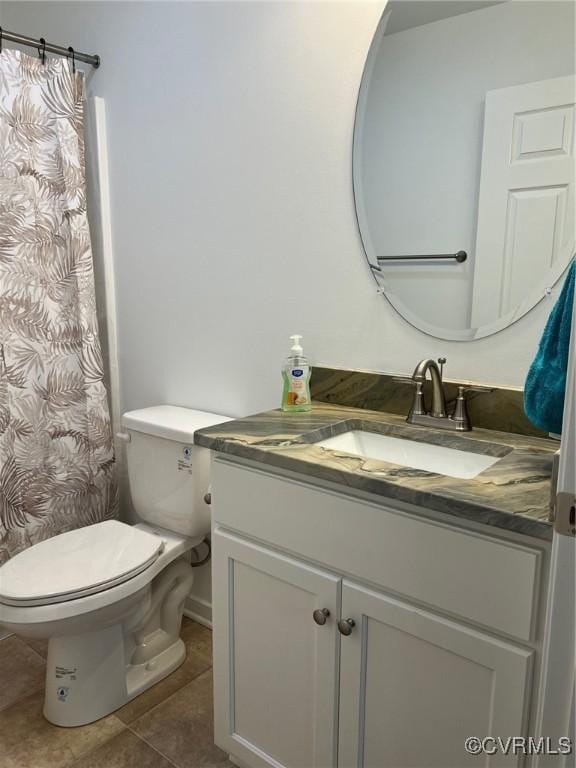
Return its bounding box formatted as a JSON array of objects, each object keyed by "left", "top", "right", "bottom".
[{"left": 0, "top": 50, "right": 117, "bottom": 563}]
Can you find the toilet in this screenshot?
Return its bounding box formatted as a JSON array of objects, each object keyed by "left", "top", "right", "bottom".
[{"left": 0, "top": 405, "right": 231, "bottom": 727}]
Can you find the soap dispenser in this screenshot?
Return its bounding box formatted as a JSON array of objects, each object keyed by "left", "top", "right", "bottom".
[{"left": 281, "top": 335, "right": 312, "bottom": 412}]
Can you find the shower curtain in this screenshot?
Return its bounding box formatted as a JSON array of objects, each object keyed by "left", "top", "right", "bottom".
[{"left": 0, "top": 50, "right": 117, "bottom": 563}]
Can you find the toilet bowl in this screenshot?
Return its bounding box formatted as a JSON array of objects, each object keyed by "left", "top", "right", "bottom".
[{"left": 0, "top": 406, "right": 231, "bottom": 727}]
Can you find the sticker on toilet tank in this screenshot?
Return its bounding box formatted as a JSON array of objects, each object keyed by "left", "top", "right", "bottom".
[
  {"left": 56, "top": 665, "right": 77, "bottom": 681},
  {"left": 177, "top": 445, "right": 193, "bottom": 474}
]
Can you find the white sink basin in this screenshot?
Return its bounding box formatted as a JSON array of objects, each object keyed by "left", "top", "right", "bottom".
[{"left": 316, "top": 430, "right": 499, "bottom": 480}]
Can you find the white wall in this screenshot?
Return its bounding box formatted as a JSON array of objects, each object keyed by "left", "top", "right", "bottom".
[
  {"left": 360, "top": 1, "right": 575, "bottom": 329},
  {"left": 1, "top": 0, "right": 563, "bottom": 418}
]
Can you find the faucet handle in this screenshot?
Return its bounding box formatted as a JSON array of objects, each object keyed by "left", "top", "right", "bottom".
[
  {"left": 450, "top": 385, "right": 494, "bottom": 431},
  {"left": 392, "top": 377, "right": 426, "bottom": 416},
  {"left": 392, "top": 376, "right": 417, "bottom": 385},
  {"left": 458, "top": 384, "right": 494, "bottom": 395}
]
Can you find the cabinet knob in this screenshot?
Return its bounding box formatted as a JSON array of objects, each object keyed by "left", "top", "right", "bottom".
[
  {"left": 338, "top": 618, "right": 356, "bottom": 636},
  {"left": 313, "top": 608, "right": 330, "bottom": 626},
  {"left": 203, "top": 492, "right": 212, "bottom": 506}
]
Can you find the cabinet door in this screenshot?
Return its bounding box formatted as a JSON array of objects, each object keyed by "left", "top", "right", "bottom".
[
  {"left": 212, "top": 527, "right": 340, "bottom": 768},
  {"left": 338, "top": 581, "right": 533, "bottom": 768}
]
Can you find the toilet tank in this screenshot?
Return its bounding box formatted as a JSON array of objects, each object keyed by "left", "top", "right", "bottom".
[{"left": 121, "top": 406, "right": 232, "bottom": 537}]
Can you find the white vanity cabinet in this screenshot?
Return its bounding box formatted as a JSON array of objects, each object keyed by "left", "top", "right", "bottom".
[
  {"left": 212, "top": 529, "right": 340, "bottom": 768},
  {"left": 211, "top": 457, "right": 546, "bottom": 768},
  {"left": 338, "top": 582, "right": 532, "bottom": 768}
]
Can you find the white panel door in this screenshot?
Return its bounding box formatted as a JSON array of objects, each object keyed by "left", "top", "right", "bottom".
[
  {"left": 212, "top": 527, "right": 340, "bottom": 768},
  {"left": 471, "top": 75, "right": 575, "bottom": 328},
  {"left": 533, "top": 299, "right": 576, "bottom": 768},
  {"left": 338, "top": 581, "right": 533, "bottom": 768}
]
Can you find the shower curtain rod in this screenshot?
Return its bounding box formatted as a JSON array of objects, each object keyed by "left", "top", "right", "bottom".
[{"left": 0, "top": 28, "right": 100, "bottom": 68}]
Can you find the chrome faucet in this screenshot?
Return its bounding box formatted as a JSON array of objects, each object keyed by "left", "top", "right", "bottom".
[
  {"left": 410, "top": 358, "right": 447, "bottom": 419},
  {"left": 404, "top": 358, "right": 492, "bottom": 431}
]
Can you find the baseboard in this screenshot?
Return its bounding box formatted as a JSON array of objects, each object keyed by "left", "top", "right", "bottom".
[{"left": 184, "top": 595, "right": 212, "bottom": 629}]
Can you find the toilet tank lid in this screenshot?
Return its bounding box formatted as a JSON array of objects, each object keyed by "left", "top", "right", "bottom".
[{"left": 122, "top": 405, "right": 233, "bottom": 443}]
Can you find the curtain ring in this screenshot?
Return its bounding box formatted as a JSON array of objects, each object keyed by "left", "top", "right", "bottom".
[
  {"left": 67, "top": 46, "right": 76, "bottom": 74},
  {"left": 38, "top": 37, "right": 46, "bottom": 65}
]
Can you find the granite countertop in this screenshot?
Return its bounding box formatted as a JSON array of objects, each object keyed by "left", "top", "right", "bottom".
[{"left": 195, "top": 403, "right": 557, "bottom": 541}]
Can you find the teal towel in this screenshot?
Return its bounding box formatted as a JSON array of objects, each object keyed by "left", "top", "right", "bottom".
[{"left": 524, "top": 260, "right": 575, "bottom": 434}]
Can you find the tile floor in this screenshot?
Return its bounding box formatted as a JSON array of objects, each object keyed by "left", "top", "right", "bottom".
[{"left": 0, "top": 619, "right": 233, "bottom": 768}]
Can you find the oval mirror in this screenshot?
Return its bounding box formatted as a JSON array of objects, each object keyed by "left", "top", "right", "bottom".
[{"left": 354, "top": 0, "right": 575, "bottom": 340}]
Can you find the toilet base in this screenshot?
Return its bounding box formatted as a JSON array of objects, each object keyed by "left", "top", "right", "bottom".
[
  {"left": 43, "top": 629, "right": 186, "bottom": 727},
  {"left": 44, "top": 622, "right": 129, "bottom": 727},
  {"left": 126, "top": 637, "right": 186, "bottom": 701},
  {"left": 42, "top": 556, "right": 195, "bottom": 727}
]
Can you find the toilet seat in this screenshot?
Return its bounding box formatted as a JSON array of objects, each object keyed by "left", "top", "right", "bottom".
[{"left": 0, "top": 521, "right": 165, "bottom": 607}]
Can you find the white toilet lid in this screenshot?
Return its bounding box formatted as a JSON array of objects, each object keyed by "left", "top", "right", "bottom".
[{"left": 0, "top": 521, "right": 165, "bottom": 607}]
